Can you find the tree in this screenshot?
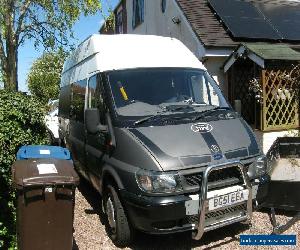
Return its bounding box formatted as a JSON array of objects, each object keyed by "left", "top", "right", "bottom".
[
  {"left": 0, "top": 0, "right": 101, "bottom": 91},
  {"left": 27, "top": 49, "right": 67, "bottom": 103}
]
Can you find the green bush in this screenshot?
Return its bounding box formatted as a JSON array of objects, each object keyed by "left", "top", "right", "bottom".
[{"left": 0, "top": 90, "right": 49, "bottom": 249}]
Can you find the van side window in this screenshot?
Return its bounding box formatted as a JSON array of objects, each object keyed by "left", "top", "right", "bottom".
[
  {"left": 88, "top": 74, "right": 106, "bottom": 124},
  {"left": 70, "top": 80, "right": 86, "bottom": 122},
  {"left": 59, "top": 85, "right": 71, "bottom": 118}
]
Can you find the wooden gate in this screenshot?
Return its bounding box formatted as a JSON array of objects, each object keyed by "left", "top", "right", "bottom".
[{"left": 262, "top": 68, "right": 300, "bottom": 131}]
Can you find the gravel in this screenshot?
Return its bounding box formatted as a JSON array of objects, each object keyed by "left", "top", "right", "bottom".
[{"left": 73, "top": 181, "right": 300, "bottom": 250}]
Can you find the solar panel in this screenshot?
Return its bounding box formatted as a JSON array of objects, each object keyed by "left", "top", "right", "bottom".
[
  {"left": 208, "top": 0, "right": 282, "bottom": 40},
  {"left": 209, "top": 0, "right": 300, "bottom": 41},
  {"left": 221, "top": 16, "right": 281, "bottom": 39},
  {"left": 209, "top": 0, "right": 260, "bottom": 18},
  {"left": 258, "top": 3, "right": 300, "bottom": 41}
]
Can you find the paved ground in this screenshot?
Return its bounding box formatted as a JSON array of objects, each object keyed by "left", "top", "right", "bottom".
[{"left": 73, "top": 180, "right": 300, "bottom": 250}]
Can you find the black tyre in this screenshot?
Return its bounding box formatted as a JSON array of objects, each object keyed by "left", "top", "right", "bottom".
[{"left": 103, "top": 184, "right": 132, "bottom": 247}]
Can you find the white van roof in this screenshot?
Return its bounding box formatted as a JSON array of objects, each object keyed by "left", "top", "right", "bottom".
[{"left": 61, "top": 34, "right": 205, "bottom": 86}]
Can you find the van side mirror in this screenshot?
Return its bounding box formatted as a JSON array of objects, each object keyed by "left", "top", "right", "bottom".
[{"left": 85, "top": 108, "right": 108, "bottom": 134}]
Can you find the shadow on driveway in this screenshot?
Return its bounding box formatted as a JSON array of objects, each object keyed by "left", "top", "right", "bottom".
[
  {"left": 129, "top": 223, "right": 249, "bottom": 250},
  {"left": 77, "top": 177, "right": 106, "bottom": 226}
]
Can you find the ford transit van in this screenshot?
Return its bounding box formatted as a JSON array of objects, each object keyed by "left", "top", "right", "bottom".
[{"left": 58, "top": 34, "right": 268, "bottom": 246}]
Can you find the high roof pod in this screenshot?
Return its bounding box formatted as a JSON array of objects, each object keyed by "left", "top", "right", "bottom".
[{"left": 61, "top": 34, "right": 205, "bottom": 87}]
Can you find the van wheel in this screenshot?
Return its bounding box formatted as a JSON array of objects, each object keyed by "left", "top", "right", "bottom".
[{"left": 103, "top": 184, "right": 131, "bottom": 247}]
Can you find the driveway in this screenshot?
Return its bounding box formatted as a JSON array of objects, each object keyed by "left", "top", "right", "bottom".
[{"left": 73, "top": 180, "right": 300, "bottom": 250}]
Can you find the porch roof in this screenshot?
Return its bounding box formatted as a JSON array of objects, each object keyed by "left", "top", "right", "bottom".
[
  {"left": 223, "top": 43, "right": 300, "bottom": 72},
  {"left": 245, "top": 43, "right": 300, "bottom": 61}
]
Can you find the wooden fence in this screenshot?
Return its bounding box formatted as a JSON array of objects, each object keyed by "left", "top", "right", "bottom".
[{"left": 261, "top": 68, "right": 299, "bottom": 131}]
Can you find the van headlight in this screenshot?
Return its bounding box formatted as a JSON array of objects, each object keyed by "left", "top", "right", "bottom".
[
  {"left": 247, "top": 156, "right": 267, "bottom": 179},
  {"left": 136, "top": 170, "right": 182, "bottom": 194}
]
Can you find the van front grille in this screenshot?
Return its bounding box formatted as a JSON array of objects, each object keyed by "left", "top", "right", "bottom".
[
  {"left": 182, "top": 166, "right": 244, "bottom": 191},
  {"left": 182, "top": 166, "right": 247, "bottom": 192},
  {"left": 184, "top": 173, "right": 203, "bottom": 187},
  {"left": 208, "top": 166, "right": 242, "bottom": 183},
  {"left": 186, "top": 203, "right": 247, "bottom": 225},
  {"left": 207, "top": 166, "right": 243, "bottom": 190},
  {"left": 187, "top": 214, "right": 199, "bottom": 224},
  {"left": 205, "top": 203, "right": 246, "bottom": 219}
]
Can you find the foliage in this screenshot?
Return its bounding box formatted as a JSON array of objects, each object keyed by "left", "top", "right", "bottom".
[
  {"left": 287, "top": 129, "right": 300, "bottom": 137},
  {"left": 249, "top": 63, "right": 300, "bottom": 104},
  {"left": 101, "top": 11, "right": 115, "bottom": 33},
  {"left": 0, "top": 0, "right": 102, "bottom": 90},
  {"left": 0, "top": 90, "right": 49, "bottom": 249},
  {"left": 248, "top": 77, "right": 263, "bottom": 104},
  {"left": 27, "top": 49, "right": 68, "bottom": 104}
]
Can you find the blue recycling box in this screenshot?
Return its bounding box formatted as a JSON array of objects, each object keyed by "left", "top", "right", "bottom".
[{"left": 17, "top": 145, "right": 71, "bottom": 160}]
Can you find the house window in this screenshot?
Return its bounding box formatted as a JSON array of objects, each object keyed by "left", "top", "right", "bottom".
[
  {"left": 132, "top": 0, "right": 144, "bottom": 28},
  {"left": 161, "top": 0, "right": 166, "bottom": 13},
  {"left": 116, "top": 8, "right": 123, "bottom": 34}
]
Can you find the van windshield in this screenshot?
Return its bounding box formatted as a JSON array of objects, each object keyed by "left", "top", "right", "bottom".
[{"left": 107, "top": 68, "right": 229, "bottom": 117}]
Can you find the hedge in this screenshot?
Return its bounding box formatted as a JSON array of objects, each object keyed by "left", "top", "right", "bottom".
[{"left": 0, "top": 90, "right": 49, "bottom": 249}]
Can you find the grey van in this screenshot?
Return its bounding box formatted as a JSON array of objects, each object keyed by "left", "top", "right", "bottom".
[{"left": 58, "top": 34, "right": 268, "bottom": 246}]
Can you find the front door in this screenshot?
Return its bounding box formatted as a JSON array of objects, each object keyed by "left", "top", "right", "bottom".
[
  {"left": 229, "top": 59, "right": 258, "bottom": 127},
  {"left": 85, "top": 74, "right": 107, "bottom": 191}
]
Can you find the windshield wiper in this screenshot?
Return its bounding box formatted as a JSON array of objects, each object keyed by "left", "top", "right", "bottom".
[
  {"left": 134, "top": 106, "right": 196, "bottom": 126},
  {"left": 134, "top": 112, "right": 164, "bottom": 126},
  {"left": 193, "top": 106, "right": 231, "bottom": 121},
  {"left": 167, "top": 105, "right": 193, "bottom": 112},
  {"left": 159, "top": 103, "right": 196, "bottom": 112}
]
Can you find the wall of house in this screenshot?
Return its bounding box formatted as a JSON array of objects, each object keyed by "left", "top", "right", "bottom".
[
  {"left": 124, "top": 0, "right": 230, "bottom": 97},
  {"left": 125, "top": 0, "right": 205, "bottom": 58},
  {"left": 203, "top": 57, "right": 228, "bottom": 97}
]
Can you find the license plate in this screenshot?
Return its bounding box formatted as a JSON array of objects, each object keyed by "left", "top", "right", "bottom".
[{"left": 208, "top": 189, "right": 249, "bottom": 211}]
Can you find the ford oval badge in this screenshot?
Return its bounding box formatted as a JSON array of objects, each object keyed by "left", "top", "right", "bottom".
[
  {"left": 191, "top": 123, "right": 213, "bottom": 133},
  {"left": 213, "top": 153, "right": 223, "bottom": 160}
]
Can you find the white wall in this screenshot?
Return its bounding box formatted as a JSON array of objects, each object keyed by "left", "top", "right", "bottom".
[
  {"left": 126, "top": 0, "right": 205, "bottom": 58},
  {"left": 125, "top": 0, "right": 229, "bottom": 97},
  {"left": 203, "top": 57, "right": 229, "bottom": 97}
]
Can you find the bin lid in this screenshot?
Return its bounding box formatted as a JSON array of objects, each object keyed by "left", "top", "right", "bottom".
[
  {"left": 16, "top": 145, "right": 71, "bottom": 160},
  {"left": 12, "top": 158, "right": 79, "bottom": 188}
]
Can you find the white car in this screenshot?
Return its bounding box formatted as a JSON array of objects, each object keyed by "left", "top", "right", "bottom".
[{"left": 45, "top": 101, "right": 59, "bottom": 145}]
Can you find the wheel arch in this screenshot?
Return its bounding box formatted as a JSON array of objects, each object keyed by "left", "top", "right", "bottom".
[{"left": 100, "top": 167, "right": 124, "bottom": 195}]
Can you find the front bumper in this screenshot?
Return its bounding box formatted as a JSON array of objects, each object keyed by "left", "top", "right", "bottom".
[
  {"left": 120, "top": 171, "right": 269, "bottom": 235},
  {"left": 120, "top": 190, "right": 193, "bottom": 234}
]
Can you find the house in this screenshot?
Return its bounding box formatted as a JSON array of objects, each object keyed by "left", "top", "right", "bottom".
[{"left": 100, "top": 0, "right": 300, "bottom": 153}]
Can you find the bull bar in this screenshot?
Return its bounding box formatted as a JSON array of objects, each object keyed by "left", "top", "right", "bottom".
[{"left": 192, "top": 161, "right": 253, "bottom": 240}]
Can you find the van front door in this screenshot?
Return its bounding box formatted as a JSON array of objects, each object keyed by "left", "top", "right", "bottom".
[{"left": 85, "top": 74, "right": 107, "bottom": 191}]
